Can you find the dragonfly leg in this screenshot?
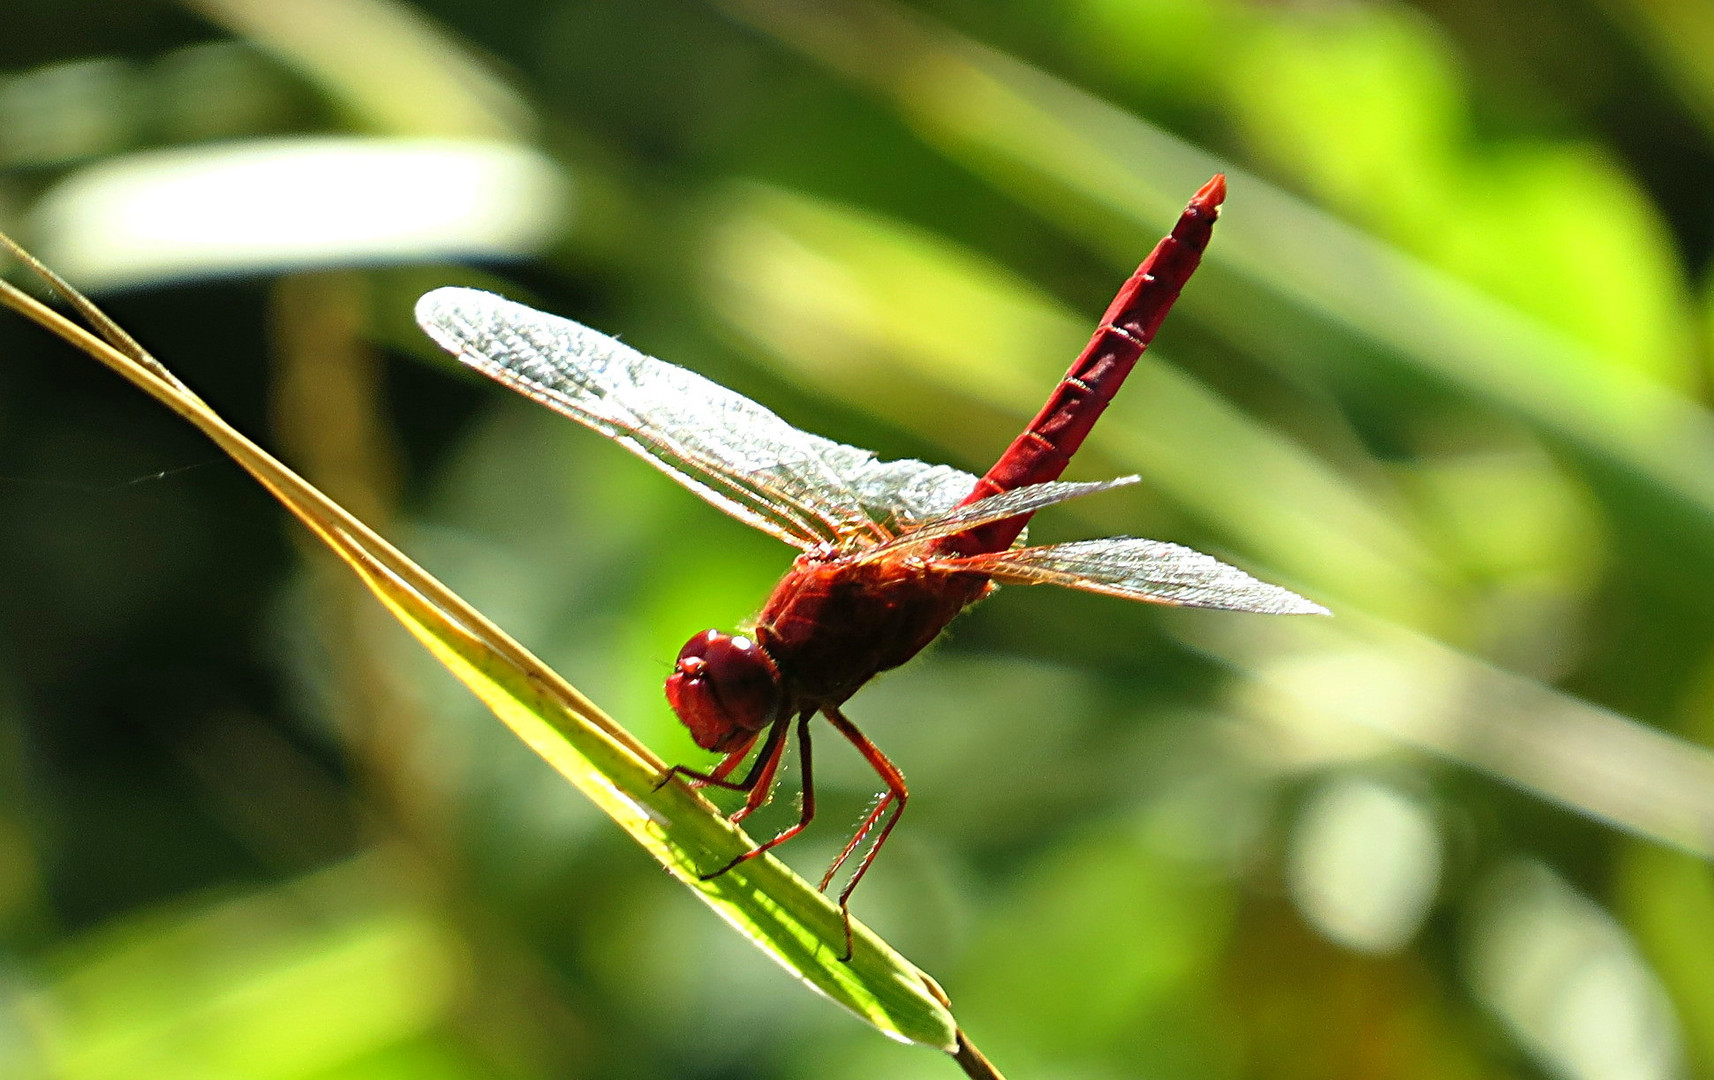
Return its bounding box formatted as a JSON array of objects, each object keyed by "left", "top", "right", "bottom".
[
  {"left": 652, "top": 742, "right": 748, "bottom": 791},
  {"left": 819, "top": 705, "right": 908, "bottom": 962},
  {"left": 653, "top": 712, "right": 786, "bottom": 794},
  {"left": 705, "top": 741, "right": 758, "bottom": 785},
  {"left": 697, "top": 710, "right": 817, "bottom": 881},
  {"left": 730, "top": 717, "right": 792, "bottom": 824}
]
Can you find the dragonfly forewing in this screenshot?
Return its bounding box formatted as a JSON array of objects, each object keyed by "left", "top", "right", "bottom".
[{"left": 417, "top": 287, "right": 889, "bottom": 549}]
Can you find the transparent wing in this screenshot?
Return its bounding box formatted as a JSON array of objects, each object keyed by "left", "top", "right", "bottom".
[
  {"left": 858, "top": 477, "right": 1140, "bottom": 560},
  {"left": 802, "top": 435, "right": 981, "bottom": 536},
  {"left": 951, "top": 538, "right": 1330, "bottom": 615},
  {"left": 418, "top": 287, "right": 919, "bottom": 549}
]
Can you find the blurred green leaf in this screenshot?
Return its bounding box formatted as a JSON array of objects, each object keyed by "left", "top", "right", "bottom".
[
  {"left": 24, "top": 860, "right": 460, "bottom": 1080},
  {"left": 1220, "top": 2, "right": 1695, "bottom": 389},
  {"left": 1621, "top": 842, "right": 1714, "bottom": 1077},
  {"left": 955, "top": 832, "right": 1236, "bottom": 1075}
]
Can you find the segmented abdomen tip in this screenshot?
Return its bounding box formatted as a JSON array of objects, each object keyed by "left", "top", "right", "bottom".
[{"left": 1193, "top": 173, "right": 1227, "bottom": 212}]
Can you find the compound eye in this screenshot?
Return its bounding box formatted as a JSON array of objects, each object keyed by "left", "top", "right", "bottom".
[{"left": 664, "top": 630, "right": 781, "bottom": 751}]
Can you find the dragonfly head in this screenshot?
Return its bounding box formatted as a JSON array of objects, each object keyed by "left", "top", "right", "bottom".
[{"left": 665, "top": 630, "right": 783, "bottom": 751}]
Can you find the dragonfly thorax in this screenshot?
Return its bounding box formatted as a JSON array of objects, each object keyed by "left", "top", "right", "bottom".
[{"left": 665, "top": 629, "right": 783, "bottom": 751}]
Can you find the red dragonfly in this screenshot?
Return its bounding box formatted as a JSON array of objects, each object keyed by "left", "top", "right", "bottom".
[{"left": 417, "top": 175, "right": 1325, "bottom": 952}]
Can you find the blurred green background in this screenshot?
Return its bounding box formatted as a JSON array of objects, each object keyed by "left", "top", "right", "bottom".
[{"left": 6, "top": 0, "right": 1714, "bottom": 1076}]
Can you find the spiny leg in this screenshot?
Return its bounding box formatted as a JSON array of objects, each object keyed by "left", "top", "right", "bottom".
[
  {"left": 820, "top": 791, "right": 895, "bottom": 893},
  {"left": 698, "top": 709, "right": 817, "bottom": 881},
  {"left": 653, "top": 711, "right": 787, "bottom": 795},
  {"left": 704, "top": 739, "right": 760, "bottom": 786},
  {"left": 730, "top": 714, "right": 793, "bottom": 824},
  {"left": 819, "top": 705, "right": 909, "bottom": 961},
  {"left": 651, "top": 740, "right": 752, "bottom": 792}
]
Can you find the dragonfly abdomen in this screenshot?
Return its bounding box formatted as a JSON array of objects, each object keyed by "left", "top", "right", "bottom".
[{"left": 945, "top": 175, "right": 1226, "bottom": 556}]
